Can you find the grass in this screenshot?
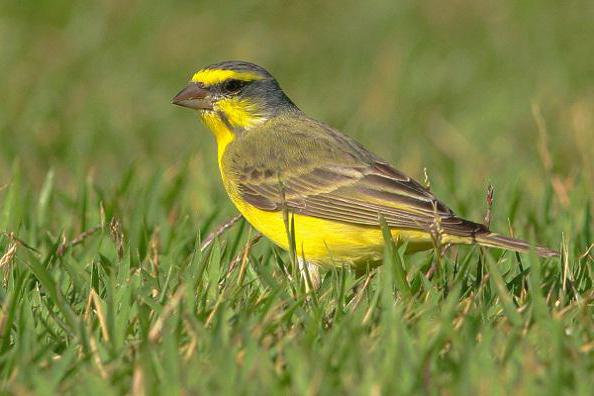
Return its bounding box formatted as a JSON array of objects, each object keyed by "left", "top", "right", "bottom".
[{"left": 1, "top": 0, "right": 593, "bottom": 394}]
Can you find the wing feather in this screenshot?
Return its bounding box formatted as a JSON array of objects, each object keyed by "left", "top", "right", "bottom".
[{"left": 236, "top": 161, "right": 486, "bottom": 238}]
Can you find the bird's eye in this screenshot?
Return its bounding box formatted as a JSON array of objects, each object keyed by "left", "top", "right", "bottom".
[{"left": 223, "top": 79, "right": 245, "bottom": 94}]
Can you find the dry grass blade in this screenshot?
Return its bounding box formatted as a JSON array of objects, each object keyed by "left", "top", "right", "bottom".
[
  {"left": 148, "top": 286, "right": 186, "bottom": 342},
  {"left": 199, "top": 214, "right": 243, "bottom": 253},
  {"left": 237, "top": 234, "right": 262, "bottom": 286},
  {"left": 217, "top": 234, "right": 262, "bottom": 290},
  {"left": 131, "top": 364, "right": 146, "bottom": 396},
  {"left": 578, "top": 243, "right": 593, "bottom": 261},
  {"left": 56, "top": 225, "right": 102, "bottom": 257},
  {"left": 483, "top": 184, "right": 494, "bottom": 228},
  {"left": 0, "top": 240, "right": 18, "bottom": 269},
  {"left": 85, "top": 289, "right": 111, "bottom": 342},
  {"left": 348, "top": 271, "right": 375, "bottom": 312},
  {"left": 89, "top": 335, "right": 109, "bottom": 380}
]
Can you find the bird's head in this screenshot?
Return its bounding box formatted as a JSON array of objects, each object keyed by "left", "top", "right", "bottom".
[{"left": 172, "top": 61, "right": 298, "bottom": 134}]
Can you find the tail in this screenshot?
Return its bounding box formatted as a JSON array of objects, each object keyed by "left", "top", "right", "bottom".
[{"left": 475, "top": 232, "right": 559, "bottom": 258}]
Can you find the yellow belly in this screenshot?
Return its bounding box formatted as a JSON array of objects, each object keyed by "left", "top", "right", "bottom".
[{"left": 229, "top": 193, "right": 436, "bottom": 269}]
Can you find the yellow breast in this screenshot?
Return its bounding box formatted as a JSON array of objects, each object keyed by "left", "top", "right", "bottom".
[{"left": 228, "top": 192, "right": 438, "bottom": 268}]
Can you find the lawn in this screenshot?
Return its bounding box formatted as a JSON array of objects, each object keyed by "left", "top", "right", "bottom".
[{"left": 1, "top": 0, "right": 593, "bottom": 394}]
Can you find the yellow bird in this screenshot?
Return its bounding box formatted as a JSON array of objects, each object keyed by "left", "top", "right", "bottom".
[{"left": 172, "top": 60, "right": 557, "bottom": 277}]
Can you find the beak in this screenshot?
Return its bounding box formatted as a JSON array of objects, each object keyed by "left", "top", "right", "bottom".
[{"left": 171, "top": 83, "right": 213, "bottom": 110}]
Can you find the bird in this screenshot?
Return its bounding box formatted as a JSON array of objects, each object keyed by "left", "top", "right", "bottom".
[{"left": 172, "top": 60, "right": 558, "bottom": 283}]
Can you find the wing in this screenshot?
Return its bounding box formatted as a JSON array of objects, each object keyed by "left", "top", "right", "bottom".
[{"left": 227, "top": 118, "right": 487, "bottom": 238}]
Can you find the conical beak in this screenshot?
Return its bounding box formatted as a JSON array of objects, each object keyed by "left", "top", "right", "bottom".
[{"left": 171, "top": 83, "right": 213, "bottom": 110}]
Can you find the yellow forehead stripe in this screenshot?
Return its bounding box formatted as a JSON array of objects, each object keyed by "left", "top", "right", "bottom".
[{"left": 191, "top": 69, "right": 264, "bottom": 85}]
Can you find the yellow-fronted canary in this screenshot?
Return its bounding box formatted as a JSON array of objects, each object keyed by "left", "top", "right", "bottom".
[{"left": 172, "top": 60, "right": 558, "bottom": 273}]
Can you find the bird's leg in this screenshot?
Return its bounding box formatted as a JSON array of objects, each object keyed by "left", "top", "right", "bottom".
[{"left": 297, "top": 257, "right": 320, "bottom": 293}]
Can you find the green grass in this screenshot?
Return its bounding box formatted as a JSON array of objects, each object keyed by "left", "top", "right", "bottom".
[{"left": 1, "top": 0, "right": 593, "bottom": 394}]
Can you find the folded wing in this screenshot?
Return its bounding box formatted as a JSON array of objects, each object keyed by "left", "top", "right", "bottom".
[{"left": 237, "top": 158, "right": 487, "bottom": 238}]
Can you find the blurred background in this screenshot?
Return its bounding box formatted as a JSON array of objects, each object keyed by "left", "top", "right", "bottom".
[{"left": 1, "top": 0, "right": 593, "bottom": 239}]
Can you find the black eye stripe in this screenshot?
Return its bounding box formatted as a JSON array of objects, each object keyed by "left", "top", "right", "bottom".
[{"left": 222, "top": 79, "right": 247, "bottom": 93}]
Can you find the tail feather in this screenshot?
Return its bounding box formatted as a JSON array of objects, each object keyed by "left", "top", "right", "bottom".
[{"left": 475, "top": 232, "right": 559, "bottom": 258}]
